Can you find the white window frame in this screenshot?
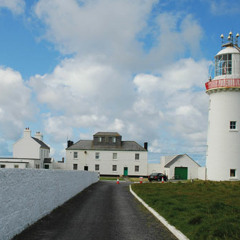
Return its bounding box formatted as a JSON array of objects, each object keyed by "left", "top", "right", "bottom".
[
  {"left": 95, "top": 164, "right": 100, "bottom": 171},
  {"left": 230, "top": 169, "right": 236, "bottom": 177},
  {"left": 230, "top": 121, "right": 237, "bottom": 131},
  {"left": 113, "top": 153, "right": 117, "bottom": 160},
  {"left": 73, "top": 152, "right": 78, "bottom": 159},
  {"left": 135, "top": 165, "right": 139, "bottom": 172},
  {"left": 135, "top": 153, "right": 140, "bottom": 160},
  {"left": 73, "top": 164, "right": 78, "bottom": 170},
  {"left": 112, "top": 165, "right": 117, "bottom": 172},
  {"left": 95, "top": 152, "right": 100, "bottom": 160}
]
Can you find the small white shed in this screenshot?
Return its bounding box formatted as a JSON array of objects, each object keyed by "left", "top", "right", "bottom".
[{"left": 162, "top": 154, "right": 200, "bottom": 180}]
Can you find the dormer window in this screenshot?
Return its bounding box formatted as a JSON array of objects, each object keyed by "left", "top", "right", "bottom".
[{"left": 215, "top": 54, "right": 232, "bottom": 76}]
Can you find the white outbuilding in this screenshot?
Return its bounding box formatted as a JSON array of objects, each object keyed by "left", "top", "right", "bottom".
[
  {"left": 0, "top": 128, "right": 51, "bottom": 169},
  {"left": 148, "top": 154, "right": 203, "bottom": 180}
]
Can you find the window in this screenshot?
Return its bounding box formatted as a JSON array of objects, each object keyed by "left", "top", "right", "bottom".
[
  {"left": 14, "top": 165, "right": 19, "bottom": 168},
  {"left": 0, "top": 164, "right": 5, "bottom": 168},
  {"left": 73, "top": 164, "right": 78, "bottom": 170},
  {"left": 98, "top": 137, "right": 102, "bottom": 142},
  {"left": 230, "top": 121, "right": 237, "bottom": 130},
  {"left": 215, "top": 54, "right": 232, "bottom": 76},
  {"left": 95, "top": 164, "right": 100, "bottom": 171},
  {"left": 35, "top": 164, "right": 40, "bottom": 169},
  {"left": 113, "top": 137, "right": 116, "bottom": 143},
  {"left": 135, "top": 166, "right": 139, "bottom": 172},
  {"left": 95, "top": 152, "right": 100, "bottom": 159},
  {"left": 112, "top": 165, "right": 117, "bottom": 172},
  {"left": 73, "top": 152, "right": 78, "bottom": 158},
  {"left": 135, "top": 153, "right": 140, "bottom": 160},
  {"left": 113, "top": 153, "right": 117, "bottom": 160},
  {"left": 44, "top": 165, "right": 49, "bottom": 169},
  {"left": 230, "top": 169, "right": 236, "bottom": 177}
]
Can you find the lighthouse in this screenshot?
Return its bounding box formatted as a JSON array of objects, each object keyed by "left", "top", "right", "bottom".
[{"left": 206, "top": 32, "right": 240, "bottom": 181}]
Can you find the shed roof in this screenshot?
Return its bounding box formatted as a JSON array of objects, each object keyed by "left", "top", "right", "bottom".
[{"left": 164, "top": 154, "right": 200, "bottom": 168}]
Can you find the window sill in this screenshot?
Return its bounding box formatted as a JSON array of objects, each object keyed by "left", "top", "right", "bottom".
[{"left": 229, "top": 129, "right": 238, "bottom": 132}]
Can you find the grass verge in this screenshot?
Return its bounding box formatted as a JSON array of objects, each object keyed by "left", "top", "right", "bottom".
[
  {"left": 132, "top": 181, "right": 240, "bottom": 240},
  {"left": 100, "top": 176, "right": 125, "bottom": 181}
]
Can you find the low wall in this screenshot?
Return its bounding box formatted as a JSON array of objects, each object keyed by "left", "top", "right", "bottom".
[{"left": 0, "top": 169, "right": 98, "bottom": 240}]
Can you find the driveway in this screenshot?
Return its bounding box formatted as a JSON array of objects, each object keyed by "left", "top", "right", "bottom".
[{"left": 13, "top": 181, "right": 177, "bottom": 240}]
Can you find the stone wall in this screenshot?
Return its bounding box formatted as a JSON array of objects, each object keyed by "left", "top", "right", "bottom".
[{"left": 0, "top": 169, "right": 98, "bottom": 240}]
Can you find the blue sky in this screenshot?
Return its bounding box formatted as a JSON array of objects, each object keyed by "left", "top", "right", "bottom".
[{"left": 0, "top": 0, "right": 239, "bottom": 165}]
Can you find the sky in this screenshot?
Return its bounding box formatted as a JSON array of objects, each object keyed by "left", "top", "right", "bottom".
[{"left": 0, "top": 0, "right": 239, "bottom": 166}]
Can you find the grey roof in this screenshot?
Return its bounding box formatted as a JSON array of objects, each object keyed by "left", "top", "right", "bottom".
[
  {"left": 94, "top": 132, "right": 121, "bottom": 137},
  {"left": 164, "top": 154, "right": 200, "bottom": 168},
  {"left": 44, "top": 158, "right": 52, "bottom": 163},
  {"left": 32, "top": 137, "right": 50, "bottom": 150},
  {"left": 66, "top": 140, "right": 147, "bottom": 151}
]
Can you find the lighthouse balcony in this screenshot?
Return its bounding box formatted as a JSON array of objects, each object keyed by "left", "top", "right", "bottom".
[{"left": 205, "top": 78, "right": 240, "bottom": 92}]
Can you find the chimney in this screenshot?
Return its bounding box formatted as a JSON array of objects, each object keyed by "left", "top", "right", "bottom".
[
  {"left": 67, "top": 140, "right": 74, "bottom": 148},
  {"left": 35, "top": 132, "right": 43, "bottom": 141},
  {"left": 23, "top": 128, "right": 31, "bottom": 138},
  {"left": 144, "top": 142, "right": 148, "bottom": 151}
]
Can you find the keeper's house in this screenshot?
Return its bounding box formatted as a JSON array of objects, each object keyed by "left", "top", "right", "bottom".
[
  {"left": 66, "top": 132, "right": 148, "bottom": 176},
  {"left": 0, "top": 128, "right": 51, "bottom": 169}
]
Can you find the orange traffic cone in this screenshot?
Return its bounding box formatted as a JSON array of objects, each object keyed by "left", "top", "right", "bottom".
[
  {"left": 162, "top": 177, "right": 164, "bottom": 183},
  {"left": 117, "top": 178, "right": 119, "bottom": 184}
]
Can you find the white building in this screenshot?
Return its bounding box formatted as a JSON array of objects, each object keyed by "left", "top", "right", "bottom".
[
  {"left": 148, "top": 154, "right": 204, "bottom": 180},
  {"left": 205, "top": 32, "right": 240, "bottom": 181},
  {"left": 66, "top": 132, "right": 148, "bottom": 176},
  {"left": 0, "top": 128, "right": 51, "bottom": 169}
]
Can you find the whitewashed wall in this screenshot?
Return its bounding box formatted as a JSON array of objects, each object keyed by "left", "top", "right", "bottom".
[
  {"left": 66, "top": 150, "right": 148, "bottom": 176},
  {"left": 0, "top": 169, "right": 98, "bottom": 240}
]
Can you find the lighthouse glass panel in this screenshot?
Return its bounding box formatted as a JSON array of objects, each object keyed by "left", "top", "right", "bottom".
[{"left": 215, "top": 54, "right": 232, "bottom": 76}]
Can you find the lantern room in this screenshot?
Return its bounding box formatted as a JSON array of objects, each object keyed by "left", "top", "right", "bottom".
[{"left": 206, "top": 32, "right": 240, "bottom": 92}]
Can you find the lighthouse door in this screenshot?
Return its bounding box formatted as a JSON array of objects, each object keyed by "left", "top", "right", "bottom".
[{"left": 175, "top": 167, "right": 188, "bottom": 180}]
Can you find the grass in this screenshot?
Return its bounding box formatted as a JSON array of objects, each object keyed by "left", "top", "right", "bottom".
[
  {"left": 100, "top": 176, "right": 125, "bottom": 181},
  {"left": 132, "top": 181, "right": 240, "bottom": 240}
]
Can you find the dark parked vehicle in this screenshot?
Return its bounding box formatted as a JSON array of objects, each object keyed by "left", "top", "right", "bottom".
[{"left": 148, "top": 173, "right": 168, "bottom": 182}]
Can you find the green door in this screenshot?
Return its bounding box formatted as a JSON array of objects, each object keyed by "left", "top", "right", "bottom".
[
  {"left": 124, "top": 167, "right": 128, "bottom": 176},
  {"left": 175, "top": 167, "right": 188, "bottom": 180}
]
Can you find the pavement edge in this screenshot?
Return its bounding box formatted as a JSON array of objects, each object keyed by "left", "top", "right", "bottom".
[{"left": 129, "top": 185, "right": 190, "bottom": 240}]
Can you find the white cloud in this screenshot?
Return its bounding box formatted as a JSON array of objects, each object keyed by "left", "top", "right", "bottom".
[
  {"left": 0, "top": 67, "right": 34, "bottom": 139},
  {"left": 0, "top": 0, "right": 25, "bottom": 14},
  {"left": 28, "top": 0, "right": 208, "bottom": 160},
  {"left": 210, "top": 0, "right": 240, "bottom": 15}
]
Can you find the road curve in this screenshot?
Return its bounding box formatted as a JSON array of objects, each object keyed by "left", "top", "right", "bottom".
[{"left": 13, "top": 181, "right": 177, "bottom": 240}]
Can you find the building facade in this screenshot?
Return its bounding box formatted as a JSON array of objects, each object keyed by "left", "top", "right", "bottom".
[
  {"left": 0, "top": 128, "right": 51, "bottom": 169},
  {"left": 205, "top": 32, "right": 240, "bottom": 180},
  {"left": 148, "top": 154, "right": 204, "bottom": 180},
  {"left": 66, "top": 132, "right": 148, "bottom": 176}
]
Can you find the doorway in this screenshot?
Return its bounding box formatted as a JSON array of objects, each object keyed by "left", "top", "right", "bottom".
[
  {"left": 175, "top": 167, "right": 188, "bottom": 180},
  {"left": 124, "top": 167, "right": 128, "bottom": 176}
]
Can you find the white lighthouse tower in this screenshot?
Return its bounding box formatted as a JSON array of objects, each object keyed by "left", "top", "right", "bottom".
[{"left": 206, "top": 32, "right": 240, "bottom": 181}]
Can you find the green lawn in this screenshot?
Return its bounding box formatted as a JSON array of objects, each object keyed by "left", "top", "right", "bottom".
[
  {"left": 132, "top": 181, "right": 240, "bottom": 240},
  {"left": 100, "top": 176, "right": 125, "bottom": 181}
]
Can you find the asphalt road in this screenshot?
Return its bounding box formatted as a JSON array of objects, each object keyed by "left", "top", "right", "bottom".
[{"left": 13, "top": 181, "right": 177, "bottom": 240}]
